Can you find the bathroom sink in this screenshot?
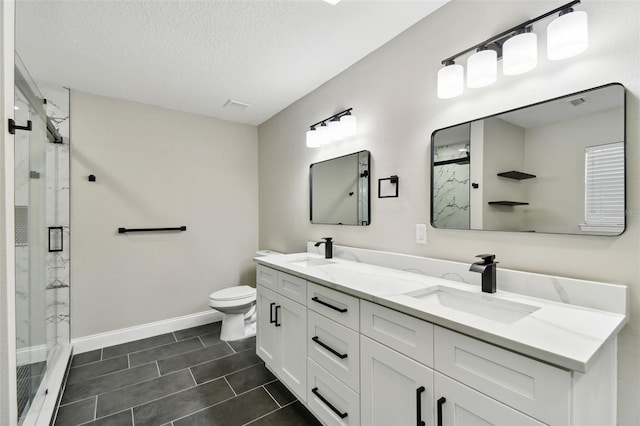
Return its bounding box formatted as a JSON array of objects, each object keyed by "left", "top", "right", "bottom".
[
  {"left": 403, "top": 286, "right": 540, "bottom": 324},
  {"left": 286, "top": 256, "right": 336, "bottom": 267}
]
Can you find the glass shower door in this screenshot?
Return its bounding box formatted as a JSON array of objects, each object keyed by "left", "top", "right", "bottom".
[{"left": 14, "top": 80, "right": 49, "bottom": 425}]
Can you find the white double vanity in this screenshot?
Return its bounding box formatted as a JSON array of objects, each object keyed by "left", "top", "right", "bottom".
[{"left": 254, "top": 244, "right": 627, "bottom": 426}]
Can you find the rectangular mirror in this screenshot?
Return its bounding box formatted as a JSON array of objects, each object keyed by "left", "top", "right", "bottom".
[
  {"left": 310, "top": 150, "right": 370, "bottom": 225},
  {"left": 431, "top": 83, "right": 625, "bottom": 235}
]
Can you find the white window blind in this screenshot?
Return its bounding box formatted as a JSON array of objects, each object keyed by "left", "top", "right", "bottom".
[{"left": 581, "top": 141, "right": 624, "bottom": 233}]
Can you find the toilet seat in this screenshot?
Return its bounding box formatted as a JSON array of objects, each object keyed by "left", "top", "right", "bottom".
[{"left": 209, "top": 285, "right": 256, "bottom": 309}]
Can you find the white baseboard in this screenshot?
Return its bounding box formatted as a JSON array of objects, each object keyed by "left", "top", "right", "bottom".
[
  {"left": 71, "top": 310, "right": 223, "bottom": 354},
  {"left": 16, "top": 344, "right": 48, "bottom": 366}
]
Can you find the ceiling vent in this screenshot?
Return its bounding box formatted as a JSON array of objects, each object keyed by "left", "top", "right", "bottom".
[
  {"left": 223, "top": 99, "right": 252, "bottom": 111},
  {"left": 568, "top": 97, "right": 586, "bottom": 106}
]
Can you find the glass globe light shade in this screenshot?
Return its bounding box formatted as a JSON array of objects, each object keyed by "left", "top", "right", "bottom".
[
  {"left": 503, "top": 31, "right": 538, "bottom": 75},
  {"left": 340, "top": 114, "right": 357, "bottom": 137},
  {"left": 328, "top": 120, "right": 344, "bottom": 141},
  {"left": 547, "top": 10, "right": 588, "bottom": 60},
  {"left": 467, "top": 48, "right": 497, "bottom": 88},
  {"left": 437, "top": 62, "right": 464, "bottom": 99},
  {"left": 306, "top": 129, "right": 321, "bottom": 148}
]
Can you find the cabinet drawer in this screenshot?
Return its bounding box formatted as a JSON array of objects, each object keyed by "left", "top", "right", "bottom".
[
  {"left": 307, "top": 358, "right": 360, "bottom": 426},
  {"left": 256, "top": 265, "right": 278, "bottom": 292},
  {"left": 308, "top": 310, "right": 360, "bottom": 392},
  {"left": 434, "top": 327, "right": 570, "bottom": 425},
  {"left": 278, "top": 271, "right": 307, "bottom": 305},
  {"left": 361, "top": 300, "right": 434, "bottom": 367},
  {"left": 435, "top": 372, "right": 544, "bottom": 426},
  {"left": 308, "top": 282, "right": 359, "bottom": 331}
]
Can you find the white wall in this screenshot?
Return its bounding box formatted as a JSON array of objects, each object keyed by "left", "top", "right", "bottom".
[
  {"left": 0, "top": 1, "right": 17, "bottom": 424},
  {"left": 257, "top": 1, "right": 640, "bottom": 423},
  {"left": 71, "top": 91, "right": 258, "bottom": 338},
  {"left": 479, "top": 117, "right": 526, "bottom": 231},
  {"left": 524, "top": 108, "right": 623, "bottom": 233}
]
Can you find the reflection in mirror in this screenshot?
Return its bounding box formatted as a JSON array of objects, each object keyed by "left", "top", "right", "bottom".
[
  {"left": 431, "top": 83, "right": 625, "bottom": 235},
  {"left": 310, "top": 150, "right": 370, "bottom": 225}
]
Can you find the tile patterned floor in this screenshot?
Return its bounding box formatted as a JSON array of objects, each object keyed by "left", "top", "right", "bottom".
[{"left": 54, "top": 322, "right": 321, "bottom": 426}]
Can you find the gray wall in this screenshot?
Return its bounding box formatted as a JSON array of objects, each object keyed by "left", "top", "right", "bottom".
[
  {"left": 257, "top": 1, "right": 640, "bottom": 423},
  {"left": 70, "top": 91, "right": 259, "bottom": 338}
]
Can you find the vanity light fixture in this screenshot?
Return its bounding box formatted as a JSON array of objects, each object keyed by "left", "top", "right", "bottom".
[
  {"left": 437, "top": 0, "right": 587, "bottom": 99},
  {"left": 306, "top": 108, "right": 356, "bottom": 148}
]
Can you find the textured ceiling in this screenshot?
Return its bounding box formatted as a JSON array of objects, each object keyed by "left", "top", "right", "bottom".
[{"left": 16, "top": 0, "right": 448, "bottom": 125}]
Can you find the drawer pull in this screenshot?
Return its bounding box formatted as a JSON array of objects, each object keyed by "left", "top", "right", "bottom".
[
  {"left": 269, "top": 302, "right": 276, "bottom": 324},
  {"left": 437, "top": 397, "right": 446, "bottom": 426},
  {"left": 275, "top": 305, "right": 281, "bottom": 327},
  {"left": 311, "top": 387, "right": 348, "bottom": 419},
  {"left": 416, "top": 386, "right": 426, "bottom": 426},
  {"left": 311, "top": 296, "right": 348, "bottom": 313},
  {"left": 312, "top": 336, "right": 348, "bottom": 359}
]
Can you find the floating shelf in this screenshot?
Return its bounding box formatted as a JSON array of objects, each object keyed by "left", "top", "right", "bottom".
[
  {"left": 497, "top": 171, "right": 536, "bottom": 180},
  {"left": 488, "top": 201, "right": 529, "bottom": 206}
]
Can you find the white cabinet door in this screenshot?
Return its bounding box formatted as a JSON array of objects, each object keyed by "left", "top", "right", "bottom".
[
  {"left": 257, "top": 283, "right": 307, "bottom": 402},
  {"left": 435, "top": 372, "right": 544, "bottom": 426},
  {"left": 361, "top": 335, "right": 434, "bottom": 426},
  {"left": 279, "top": 294, "right": 308, "bottom": 402},
  {"left": 256, "top": 285, "right": 280, "bottom": 367}
]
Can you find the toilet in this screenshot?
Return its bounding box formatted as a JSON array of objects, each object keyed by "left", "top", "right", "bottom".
[{"left": 208, "top": 250, "right": 282, "bottom": 341}]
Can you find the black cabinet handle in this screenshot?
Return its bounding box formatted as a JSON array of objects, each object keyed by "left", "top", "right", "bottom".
[
  {"left": 269, "top": 302, "right": 276, "bottom": 324},
  {"left": 416, "top": 386, "right": 426, "bottom": 426},
  {"left": 311, "top": 296, "right": 347, "bottom": 313},
  {"left": 437, "top": 397, "right": 446, "bottom": 426},
  {"left": 311, "top": 387, "right": 348, "bottom": 419},
  {"left": 274, "top": 305, "right": 281, "bottom": 327},
  {"left": 312, "top": 336, "right": 348, "bottom": 359}
]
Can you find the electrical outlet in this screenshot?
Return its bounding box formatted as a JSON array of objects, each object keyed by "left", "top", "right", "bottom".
[{"left": 416, "top": 224, "right": 427, "bottom": 244}]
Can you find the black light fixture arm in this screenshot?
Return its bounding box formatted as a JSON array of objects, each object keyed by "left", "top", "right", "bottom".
[
  {"left": 441, "top": 0, "right": 580, "bottom": 64},
  {"left": 309, "top": 108, "right": 353, "bottom": 130}
]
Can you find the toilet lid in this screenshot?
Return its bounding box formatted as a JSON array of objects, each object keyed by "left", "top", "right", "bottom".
[{"left": 209, "top": 285, "right": 256, "bottom": 301}]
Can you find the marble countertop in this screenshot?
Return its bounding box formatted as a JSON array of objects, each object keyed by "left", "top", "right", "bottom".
[{"left": 255, "top": 252, "right": 627, "bottom": 373}]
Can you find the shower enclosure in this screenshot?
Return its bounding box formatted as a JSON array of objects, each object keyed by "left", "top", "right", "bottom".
[{"left": 14, "top": 54, "right": 71, "bottom": 425}]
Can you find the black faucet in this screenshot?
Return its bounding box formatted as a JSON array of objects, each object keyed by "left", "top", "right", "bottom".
[
  {"left": 469, "top": 254, "right": 498, "bottom": 293},
  {"left": 314, "top": 237, "right": 333, "bottom": 259}
]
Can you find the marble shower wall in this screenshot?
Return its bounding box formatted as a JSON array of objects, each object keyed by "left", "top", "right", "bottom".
[
  {"left": 14, "top": 96, "right": 32, "bottom": 351},
  {"left": 42, "top": 87, "right": 70, "bottom": 349},
  {"left": 432, "top": 142, "right": 470, "bottom": 229}
]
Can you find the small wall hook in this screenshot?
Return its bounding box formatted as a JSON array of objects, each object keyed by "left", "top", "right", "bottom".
[{"left": 88, "top": 174, "right": 96, "bottom": 182}]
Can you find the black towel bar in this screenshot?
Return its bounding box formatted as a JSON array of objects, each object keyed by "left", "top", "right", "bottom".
[{"left": 118, "top": 226, "right": 187, "bottom": 234}]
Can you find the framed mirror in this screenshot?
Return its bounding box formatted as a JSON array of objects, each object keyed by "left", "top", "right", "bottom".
[
  {"left": 431, "top": 83, "right": 625, "bottom": 235},
  {"left": 310, "top": 150, "right": 370, "bottom": 225}
]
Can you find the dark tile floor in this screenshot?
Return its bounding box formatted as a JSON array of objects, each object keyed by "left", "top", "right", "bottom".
[{"left": 54, "top": 322, "right": 321, "bottom": 426}]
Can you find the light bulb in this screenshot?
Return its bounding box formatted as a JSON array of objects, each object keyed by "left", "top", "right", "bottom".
[
  {"left": 340, "top": 114, "right": 357, "bottom": 137},
  {"left": 316, "top": 123, "right": 331, "bottom": 145},
  {"left": 503, "top": 29, "right": 538, "bottom": 75},
  {"left": 437, "top": 61, "right": 464, "bottom": 99},
  {"left": 328, "top": 120, "right": 344, "bottom": 141},
  {"left": 306, "top": 129, "right": 321, "bottom": 148},
  {"left": 467, "top": 48, "right": 497, "bottom": 88},
  {"left": 547, "top": 9, "right": 588, "bottom": 60}
]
